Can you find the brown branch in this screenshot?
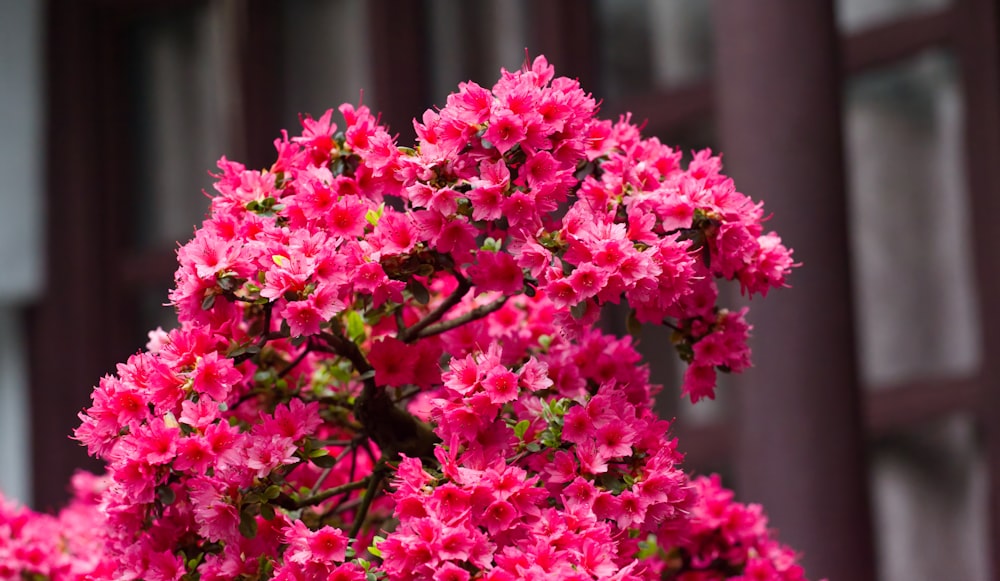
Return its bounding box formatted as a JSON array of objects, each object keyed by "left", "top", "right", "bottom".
[
  {"left": 415, "top": 295, "right": 508, "bottom": 339},
  {"left": 232, "top": 302, "right": 276, "bottom": 364},
  {"left": 393, "top": 387, "right": 421, "bottom": 404},
  {"left": 397, "top": 272, "right": 472, "bottom": 343},
  {"left": 349, "top": 461, "right": 388, "bottom": 538},
  {"left": 277, "top": 343, "right": 312, "bottom": 378},
  {"left": 317, "top": 330, "right": 372, "bottom": 374},
  {"left": 273, "top": 476, "right": 371, "bottom": 510},
  {"left": 328, "top": 496, "right": 364, "bottom": 516}
]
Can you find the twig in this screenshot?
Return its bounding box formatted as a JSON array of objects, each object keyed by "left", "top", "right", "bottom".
[{"left": 308, "top": 444, "right": 356, "bottom": 496}]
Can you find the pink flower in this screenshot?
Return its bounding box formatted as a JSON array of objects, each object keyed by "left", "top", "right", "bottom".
[
  {"left": 204, "top": 421, "right": 244, "bottom": 470},
  {"left": 434, "top": 562, "right": 471, "bottom": 581},
  {"left": 368, "top": 336, "right": 418, "bottom": 387},
  {"left": 246, "top": 435, "right": 299, "bottom": 478},
  {"left": 682, "top": 364, "right": 718, "bottom": 403},
  {"left": 595, "top": 421, "right": 635, "bottom": 459},
  {"left": 519, "top": 151, "right": 561, "bottom": 187},
  {"left": 327, "top": 197, "right": 368, "bottom": 238},
  {"left": 136, "top": 419, "right": 179, "bottom": 465},
  {"left": 285, "top": 520, "right": 350, "bottom": 564},
  {"left": 283, "top": 287, "right": 345, "bottom": 337},
  {"left": 188, "top": 478, "right": 240, "bottom": 543},
  {"left": 567, "top": 263, "right": 610, "bottom": 302},
  {"left": 468, "top": 250, "right": 524, "bottom": 296},
  {"left": 191, "top": 351, "right": 242, "bottom": 402},
  {"left": 484, "top": 110, "right": 526, "bottom": 153},
  {"left": 174, "top": 436, "right": 214, "bottom": 474}
]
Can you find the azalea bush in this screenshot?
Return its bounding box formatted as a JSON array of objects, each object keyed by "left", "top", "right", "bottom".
[{"left": 1, "top": 56, "right": 806, "bottom": 580}]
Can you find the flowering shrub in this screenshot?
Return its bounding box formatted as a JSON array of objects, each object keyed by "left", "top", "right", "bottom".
[{"left": 1, "top": 56, "right": 807, "bottom": 580}]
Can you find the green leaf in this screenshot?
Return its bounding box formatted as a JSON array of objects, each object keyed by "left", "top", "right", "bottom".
[
  {"left": 311, "top": 455, "right": 338, "bottom": 468},
  {"left": 365, "top": 204, "right": 384, "bottom": 226},
  {"left": 626, "top": 309, "right": 642, "bottom": 338},
  {"left": 201, "top": 292, "right": 217, "bottom": 311},
  {"left": 346, "top": 310, "right": 366, "bottom": 341},
  {"left": 156, "top": 485, "right": 176, "bottom": 506},
  {"left": 481, "top": 237, "right": 502, "bottom": 252},
  {"left": 570, "top": 301, "right": 588, "bottom": 320},
  {"left": 217, "top": 275, "right": 241, "bottom": 292},
  {"left": 513, "top": 420, "right": 530, "bottom": 440},
  {"left": 239, "top": 510, "right": 258, "bottom": 539},
  {"left": 407, "top": 278, "right": 430, "bottom": 305},
  {"left": 264, "top": 485, "right": 282, "bottom": 500},
  {"left": 259, "top": 502, "right": 275, "bottom": 521},
  {"left": 310, "top": 452, "right": 338, "bottom": 468},
  {"left": 574, "top": 160, "right": 596, "bottom": 181}
]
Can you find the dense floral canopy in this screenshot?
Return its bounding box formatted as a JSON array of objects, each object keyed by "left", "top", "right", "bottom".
[{"left": 1, "top": 57, "right": 804, "bottom": 581}]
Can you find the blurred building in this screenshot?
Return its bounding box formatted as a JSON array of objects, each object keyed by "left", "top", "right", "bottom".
[{"left": 2, "top": 1, "right": 999, "bottom": 580}]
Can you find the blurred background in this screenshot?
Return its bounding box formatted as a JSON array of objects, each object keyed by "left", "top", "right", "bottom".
[{"left": 2, "top": 1, "right": 999, "bottom": 579}]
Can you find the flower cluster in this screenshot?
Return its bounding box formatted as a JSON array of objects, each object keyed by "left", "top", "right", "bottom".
[
  {"left": 0, "top": 472, "right": 114, "bottom": 580},
  {"left": 5, "top": 56, "right": 804, "bottom": 580},
  {"left": 663, "top": 476, "right": 810, "bottom": 581}
]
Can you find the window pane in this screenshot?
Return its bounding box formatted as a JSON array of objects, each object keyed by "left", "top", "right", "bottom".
[
  {"left": 844, "top": 50, "right": 979, "bottom": 388},
  {"left": 425, "top": 0, "right": 530, "bottom": 104},
  {"left": 138, "top": 288, "right": 179, "bottom": 344},
  {"left": 128, "top": 3, "right": 233, "bottom": 250},
  {"left": 596, "top": 0, "right": 712, "bottom": 99},
  {"left": 870, "top": 414, "right": 988, "bottom": 580},
  {"left": 838, "top": 0, "right": 951, "bottom": 33},
  {"left": 281, "top": 0, "right": 373, "bottom": 127}
]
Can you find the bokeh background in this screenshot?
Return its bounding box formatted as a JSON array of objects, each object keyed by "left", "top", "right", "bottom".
[{"left": 2, "top": 1, "right": 999, "bottom": 580}]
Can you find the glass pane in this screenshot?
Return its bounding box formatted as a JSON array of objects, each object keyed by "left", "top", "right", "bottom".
[
  {"left": 838, "top": 0, "right": 951, "bottom": 33},
  {"left": 870, "top": 414, "right": 988, "bottom": 580},
  {"left": 138, "top": 288, "right": 180, "bottom": 343},
  {"left": 596, "top": 0, "right": 712, "bottom": 100},
  {"left": 128, "top": 3, "right": 232, "bottom": 250},
  {"left": 844, "top": 50, "right": 979, "bottom": 388},
  {"left": 425, "top": 0, "right": 530, "bottom": 104},
  {"left": 281, "top": 0, "right": 374, "bottom": 126}
]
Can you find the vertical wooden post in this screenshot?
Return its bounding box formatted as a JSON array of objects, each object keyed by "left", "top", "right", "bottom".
[
  {"left": 957, "top": 0, "right": 1000, "bottom": 577},
  {"left": 31, "top": 0, "right": 111, "bottom": 509},
  {"left": 710, "top": 2, "right": 876, "bottom": 579}
]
